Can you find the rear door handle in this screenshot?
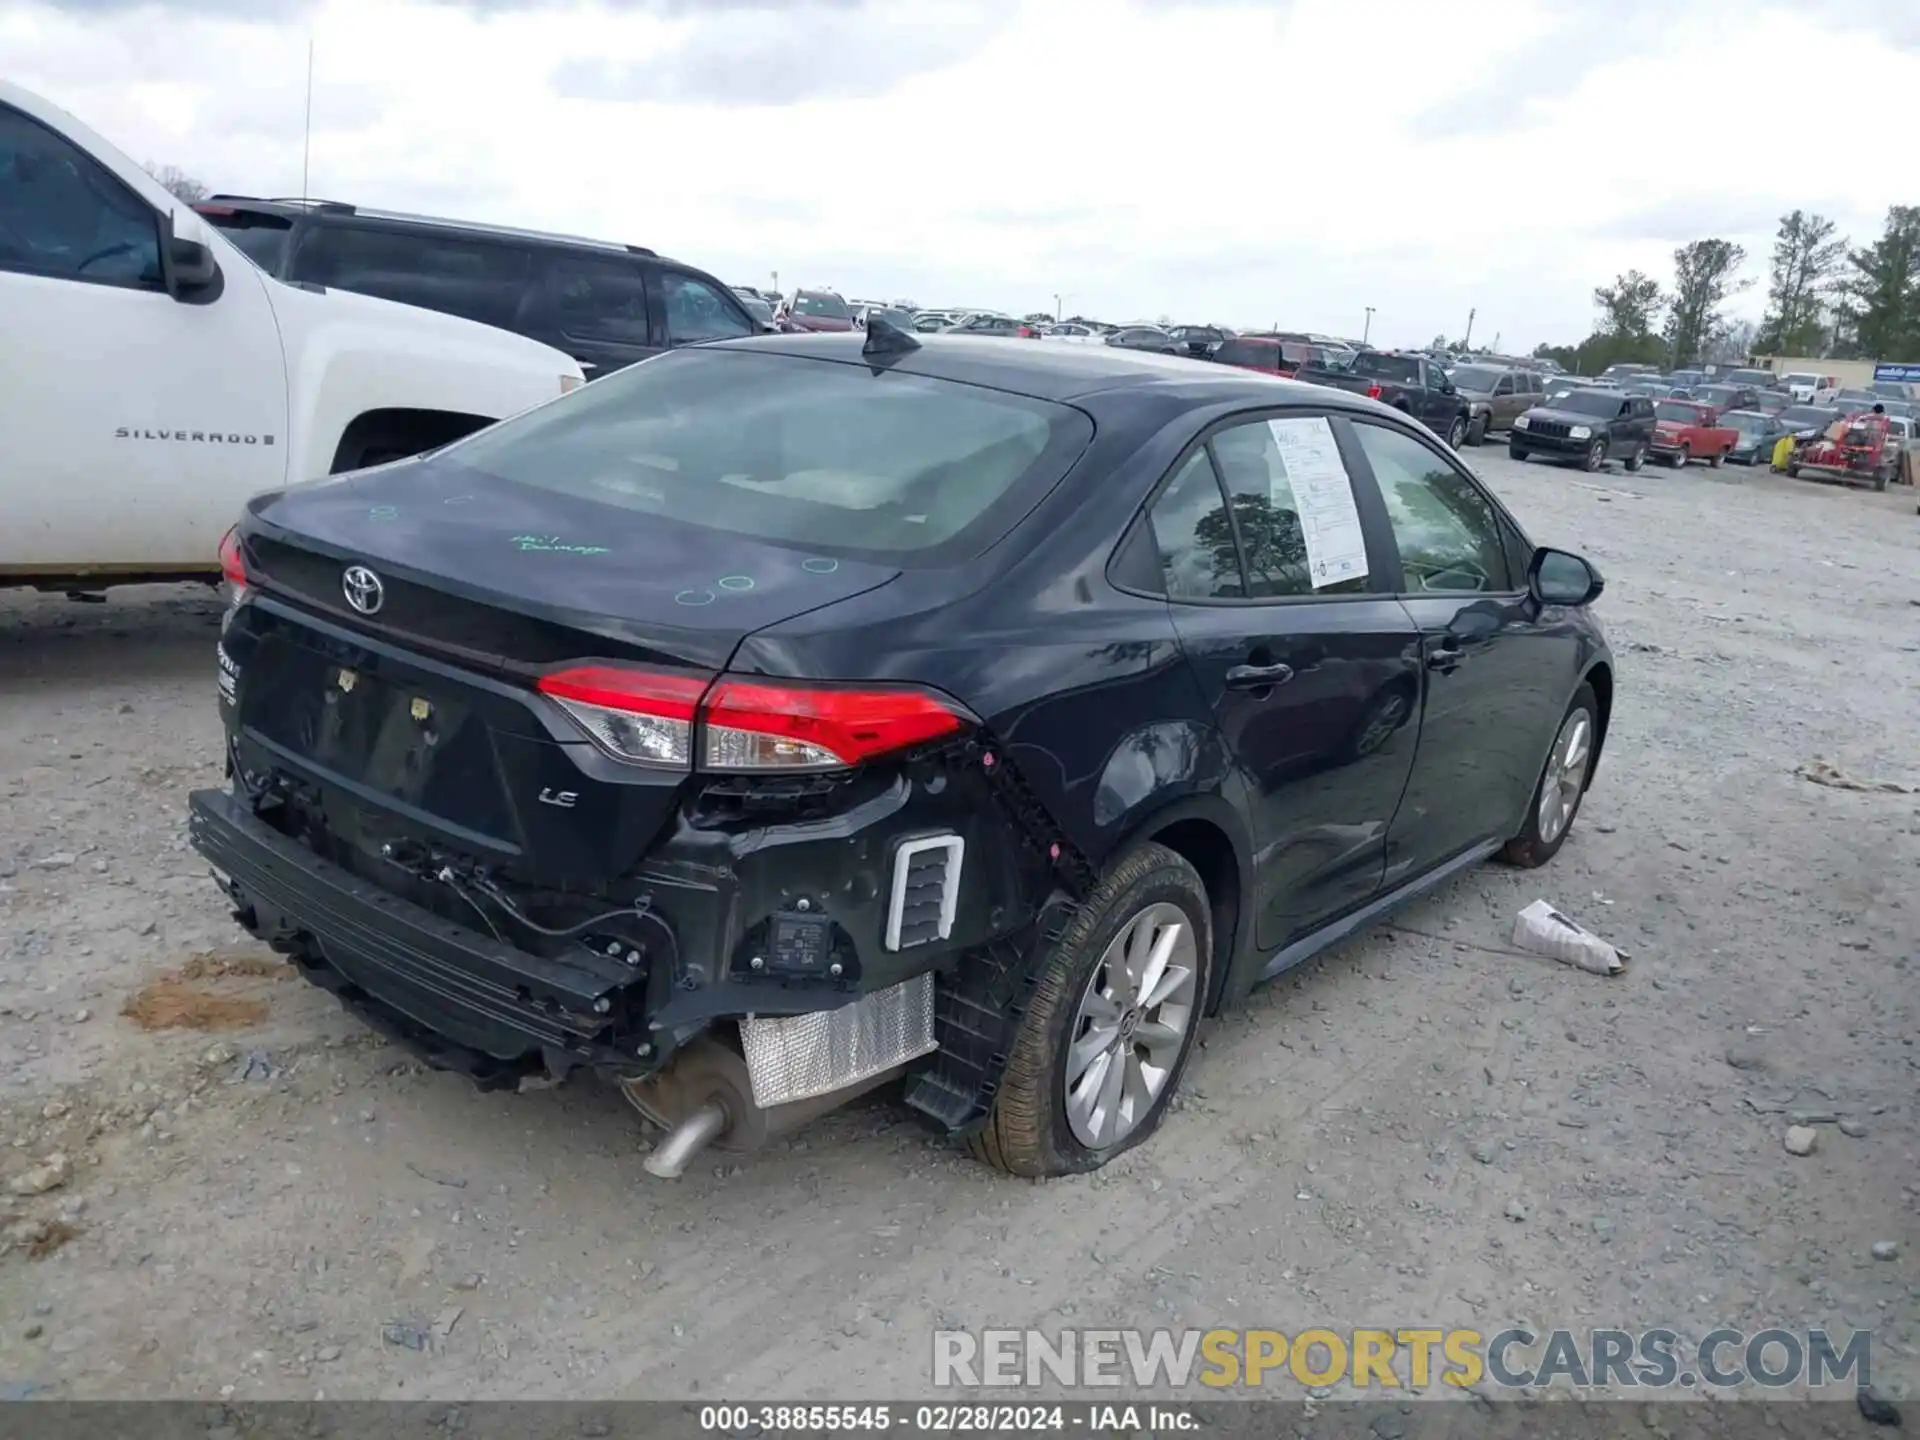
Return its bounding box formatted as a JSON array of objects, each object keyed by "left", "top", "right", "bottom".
[{"left": 1225, "top": 662, "right": 1294, "bottom": 690}]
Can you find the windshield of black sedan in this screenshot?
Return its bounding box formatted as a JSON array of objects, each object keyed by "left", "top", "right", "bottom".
[
  {"left": 1550, "top": 389, "right": 1624, "bottom": 416},
  {"left": 441, "top": 348, "right": 1091, "bottom": 560}
]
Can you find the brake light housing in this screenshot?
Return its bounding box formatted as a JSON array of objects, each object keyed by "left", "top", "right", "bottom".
[
  {"left": 1366, "top": 383, "right": 1383, "bottom": 400},
  {"left": 536, "top": 666, "right": 968, "bottom": 772},
  {"left": 217, "top": 526, "right": 252, "bottom": 619}
]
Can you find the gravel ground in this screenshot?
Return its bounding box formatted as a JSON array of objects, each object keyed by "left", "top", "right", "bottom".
[{"left": 0, "top": 451, "right": 1914, "bottom": 1418}]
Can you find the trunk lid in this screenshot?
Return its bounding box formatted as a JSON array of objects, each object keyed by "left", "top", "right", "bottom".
[{"left": 230, "top": 458, "right": 900, "bottom": 881}]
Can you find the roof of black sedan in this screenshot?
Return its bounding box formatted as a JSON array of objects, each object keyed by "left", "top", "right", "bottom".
[{"left": 706, "top": 330, "right": 1347, "bottom": 407}]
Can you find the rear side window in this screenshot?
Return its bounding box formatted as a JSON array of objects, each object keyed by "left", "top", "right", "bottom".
[
  {"left": 0, "top": 104, "right": 162, "bottom": 290},
  {"left": 1207, "top": 418, "right": 1369, "bottom": 599},
  {"left": 293, "top": 224, "right": 529, "bottom": 328},
  {"left": 548, "top": 255, "right": 652, "bottom": 347},
  {"left": 1147, "top": 451, "right": 1245, "bottom": 599},
  {"left": 441, "top": 347, "right": 1093, "bottom": 563}
]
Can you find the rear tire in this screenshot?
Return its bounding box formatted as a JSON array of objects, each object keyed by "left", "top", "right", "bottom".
[
  {"left": 1501, "top": 683, "right": 1598, "bottom": 869},
  {"left": 1709, "top": 448, "right": 1724, "bottom": 468},
  {"left": 1466, "top": 414, "right": 1488, "bottom": 446},
  {"left": 1624, "top": 445, "right": 1647, "bottom": 473},
  {"left": 968, "top": 843, "right": 1212, "bottom": 1178}
]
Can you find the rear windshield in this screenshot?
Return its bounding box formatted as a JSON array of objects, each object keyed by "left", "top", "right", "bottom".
[
  {"left": 1214, "top": 339, "right": 1277, "bottom": 368},
  {"left": 1553, "top": 389, "right": 1625, "bottom": 416},
  {"left": 440, "top": 348, "right": 1093, "bottom": 563},
  {"left": 1782, "top": 373, "right": 1820, "bottom": 386},
  {"left": 1351, "top": 353, "right": 1420, "bottom": 383},
  {"left": 1655, "top": 402, "right": 1704, "bottom": 424},
  {"left": 794, "top": 292, "right": 850, "bottom": 318},
  {"left": 1780, "top": 406, "right": 1834, "bottom": 428},
  {"left": 1449, "top": 366, "right": 1504, "bottom": 389},
  {"left": 1724, "top": 369, "right": 1772, "bottom": 386}
]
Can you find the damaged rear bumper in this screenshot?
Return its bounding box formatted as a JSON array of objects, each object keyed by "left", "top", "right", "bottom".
[
  {"left": 190, "top": 787, "right": 651, "bottom": 1083},
  {"left": 188, "top": 757, "right": 1070, "bottom": 1135}
]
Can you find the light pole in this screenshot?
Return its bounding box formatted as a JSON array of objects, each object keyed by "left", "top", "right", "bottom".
[
  {"left": 1463, "top": 307, "right": 1476, "bottom": 350},
  {"left": 1053, "top": 292, "right": 1074, "bottom": 322},
  {"left": 1363, "top": 307, "right": 1375, "bottom": 344}
]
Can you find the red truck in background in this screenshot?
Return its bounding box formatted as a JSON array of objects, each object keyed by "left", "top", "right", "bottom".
[{"left": 1650, "top": 400, "right": 1738, "bottom": 468}]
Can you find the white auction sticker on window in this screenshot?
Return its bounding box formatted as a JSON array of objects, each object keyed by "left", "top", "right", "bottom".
[{"left": 1266, "top": 416, "right": 1369, "bottom": 588}]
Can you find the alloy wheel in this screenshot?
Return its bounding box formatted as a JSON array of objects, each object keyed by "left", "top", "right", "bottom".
[
  {"left": 1537, "top": 707, "right": 1593, "bottom": 844},
  {"left": 1063, "top": 901, "right": 1198, "bottom": 1149}
]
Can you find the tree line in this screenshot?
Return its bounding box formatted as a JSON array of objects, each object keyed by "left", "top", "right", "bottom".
[{"left": 1533, "top": 206, "right": 1920, "bottom": 375}]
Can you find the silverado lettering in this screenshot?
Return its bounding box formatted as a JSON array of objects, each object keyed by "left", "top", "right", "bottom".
[{"left": 115, "top": 428, "right": 275, "bottom": 444}]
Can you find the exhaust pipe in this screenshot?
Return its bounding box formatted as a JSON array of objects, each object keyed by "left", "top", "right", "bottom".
[{"left": 642, "top": 1100, "right": 728, "bottom": 1179}]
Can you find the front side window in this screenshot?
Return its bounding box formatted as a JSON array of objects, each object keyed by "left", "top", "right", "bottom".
[
  {"left": 1148, "top": 450, "right": 1244, "bottom": 600},
  {"left": 441, "top": 347, "right": 1090, "bottom": 563},
  {"left": 0, "top": 105, "right": 161, "bottom": 289},
  {"left": 659, "top": 270, "right": 752, "bottom": 345},
  {"left": 1352, "top": 423, "right": 1511, "bottom": 594},
  {"left": 294, "top": 224, "right": 529, "bottom": 328},
  {"left": 1207, "top": 418, "right": 1369, "bottom": 599}
]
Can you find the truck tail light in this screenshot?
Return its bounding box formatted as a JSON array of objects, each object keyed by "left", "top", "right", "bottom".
[
  {"left": 1366, "top": 383, "right": 1383, "bottom": 400},
  {"left": 536, "top": 667, "right": 967, "bottom": 772}
]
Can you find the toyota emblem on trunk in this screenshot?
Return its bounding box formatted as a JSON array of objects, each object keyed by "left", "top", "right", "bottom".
[{"left": 342, "top": 565, "right": 385, "bottom": 615}]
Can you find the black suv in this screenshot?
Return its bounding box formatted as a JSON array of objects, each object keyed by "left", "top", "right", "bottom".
[
  {"left": 1510, "top": 386, "right": 1657, "bottom": 471},
  {"left": 196, "top": 197, "right": 759, "bottom": 378}
]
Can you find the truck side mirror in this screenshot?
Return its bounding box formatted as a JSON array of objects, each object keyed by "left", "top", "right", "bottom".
[
  {"left": 167, "top": 237, "right": 218, "bottom": 292},
  {"left": 160, "top": 210, "right": 221, "bottom": 301}
]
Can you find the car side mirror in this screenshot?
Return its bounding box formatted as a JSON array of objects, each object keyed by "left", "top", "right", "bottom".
[{"left": 1529, "top": 547, "right": 1604, "bottom": 608}]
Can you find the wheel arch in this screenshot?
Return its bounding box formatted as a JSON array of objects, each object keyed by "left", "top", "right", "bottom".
[
  {"left": 1582, "top": 659, "right": 1613, "bottom": 782},
  {"left": 1115, "top": 792, "right": 1254, "bottom": 1016},
  {"left": 329, "top": 407, "right": 494, "bottom": 473}
]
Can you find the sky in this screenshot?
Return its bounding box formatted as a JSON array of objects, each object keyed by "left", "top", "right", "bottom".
[{"left": 7, "top": 0, "right": 1919, "bottom": 352}]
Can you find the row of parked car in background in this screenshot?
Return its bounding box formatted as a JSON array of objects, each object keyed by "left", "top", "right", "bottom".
[{"left": 1486, "top": 359, "right": 1920, "bottom": 490}]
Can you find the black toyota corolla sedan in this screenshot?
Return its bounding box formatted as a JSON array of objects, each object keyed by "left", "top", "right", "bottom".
[{"left": 191, "top": 322, "right": 1614, "bottom": 1180}]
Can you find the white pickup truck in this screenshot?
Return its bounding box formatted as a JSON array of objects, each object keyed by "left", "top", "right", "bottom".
[{"left": 0, "top": 80, "right": 584, "bottom": 594}]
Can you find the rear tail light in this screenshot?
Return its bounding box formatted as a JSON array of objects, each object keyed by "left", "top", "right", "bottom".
[
  {"left": 217, "top": 526, "right": 251, "bottom": 611},
  {"left": 1366, "top": 383, "right": 1383, "bottom": 400},
  {"left": 536, "top": 666, "right": 967, "bottom": 772},
  {"left": 537, "top": 665, "right": 705, "bottom": 767}
]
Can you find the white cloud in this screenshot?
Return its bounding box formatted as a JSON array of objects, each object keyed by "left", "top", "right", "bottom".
[{"left": 6, "top": 0, "right": 1918, "bottom": 349}]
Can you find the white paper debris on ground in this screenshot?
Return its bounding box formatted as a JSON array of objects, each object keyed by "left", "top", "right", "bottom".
[{"left": 1513, "top": 899, "right": 1627, "bottom": 977}]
